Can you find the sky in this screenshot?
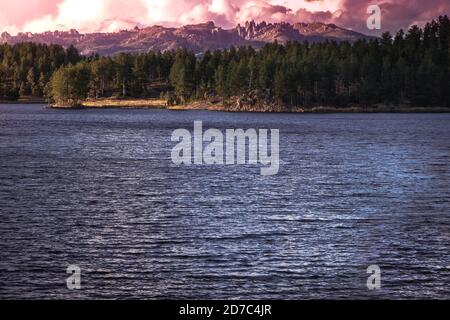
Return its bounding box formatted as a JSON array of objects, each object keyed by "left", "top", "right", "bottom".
[{"left": 0, "top": 0, "right": 449, "bottom": 36}]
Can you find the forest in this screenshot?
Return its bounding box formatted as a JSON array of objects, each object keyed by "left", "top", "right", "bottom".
[{"left": 0, "top": 16, "right": 449, "bottom": 109}]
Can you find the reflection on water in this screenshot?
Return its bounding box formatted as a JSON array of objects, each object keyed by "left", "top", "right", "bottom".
[{"left": 0, "top": 105, "right": 449, "bottom": 299}]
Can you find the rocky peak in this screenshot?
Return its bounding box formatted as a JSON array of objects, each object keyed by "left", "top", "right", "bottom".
[
  {"left": 0, "top": 31, "right": 11, "bottom": 43},
  {"left": 236, "top": 20, "right": 268, "bottom": 40},
  {"left": 0, "top": 21, "right": 373, "bottom": 55},
  {"left": 182, "top": 21, "right": 216, "bottom": 30}
]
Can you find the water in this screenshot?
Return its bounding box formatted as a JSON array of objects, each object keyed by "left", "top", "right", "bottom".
[{"left": 0, "top": 104, "right": 449, "bottom": 299}]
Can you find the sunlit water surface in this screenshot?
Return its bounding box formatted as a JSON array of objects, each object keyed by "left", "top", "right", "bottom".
[{"left": 0, "top": 105, "right": 449, "bottom": 299}]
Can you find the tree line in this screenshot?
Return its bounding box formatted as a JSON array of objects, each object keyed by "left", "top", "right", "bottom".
[
  {"left": 1, "top": 16, "right": 449, "bottom": 108},
  {"left": 0, "top": 43, "right": 81, "bottom": 100}
]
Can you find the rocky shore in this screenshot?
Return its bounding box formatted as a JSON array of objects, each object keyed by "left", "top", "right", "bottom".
[{"left": 44, "top": 97, "right": 450, "bottom": 113}]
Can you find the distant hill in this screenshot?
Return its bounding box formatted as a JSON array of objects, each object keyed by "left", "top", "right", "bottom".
[{"left": 1, "top": 20, "right": 374, "bottom": 56}]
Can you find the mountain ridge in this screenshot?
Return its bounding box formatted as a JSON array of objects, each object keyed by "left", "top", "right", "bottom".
[{"left": 1, "top": 21, "right": 374, "bottom": 56}]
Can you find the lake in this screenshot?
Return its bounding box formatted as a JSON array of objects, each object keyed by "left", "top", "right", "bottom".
[{"left": 0, "top": 104, "right": 449, "bottom": 299}]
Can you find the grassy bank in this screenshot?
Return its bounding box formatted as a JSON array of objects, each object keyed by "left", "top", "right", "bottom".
[
  {"left": 82, "top": 98, "right": 167, "bottom": 109},
  {"left": 35, "top": 98, "right": 450, "bottom": 113},
  {"left": 168, "top": 101, "right": 450, "bottom": 113}
]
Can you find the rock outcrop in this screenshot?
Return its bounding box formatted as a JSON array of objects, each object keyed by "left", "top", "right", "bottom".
[{"left": 1, "top": 21, "right": 374, "bottom": 56}]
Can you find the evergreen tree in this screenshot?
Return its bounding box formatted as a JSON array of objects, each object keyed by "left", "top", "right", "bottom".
[
  {"left": 2, "top": 15, "right": 449, "bottom": 109},
  {"left": 169, "top": 50, "right": 196, "bottom": 104}
]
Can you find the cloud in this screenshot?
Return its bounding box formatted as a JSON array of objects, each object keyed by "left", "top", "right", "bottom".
[
  {"left": 18, "top": 0, "right": 150, "bottom": 33},
  {"left": 335, "top": 0, "right": 450, "bottom": 35},
  {"left": 0, "top": 0, "right": 449, "bottom": 36}
]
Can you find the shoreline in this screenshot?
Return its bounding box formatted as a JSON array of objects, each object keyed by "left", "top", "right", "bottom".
[
  {"left": 0, "top": 98, "right": 47, "bottom": 105},
  {"left": 2, "top": 98, "right": 450, "bottom": 113}
]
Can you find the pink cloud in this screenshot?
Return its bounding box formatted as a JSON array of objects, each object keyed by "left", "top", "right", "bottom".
[
  {"left": 0, "top": 0, "right": 449, "bottom": 36},
  {"left": 0, "top": 0, "right": 60, "bottom": 34},
  {"left": 335, "top": 0, "right": 450, "bottom": 35},
  {"left": 0, "top": 0, "right": 60, "bottom": 27}
]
